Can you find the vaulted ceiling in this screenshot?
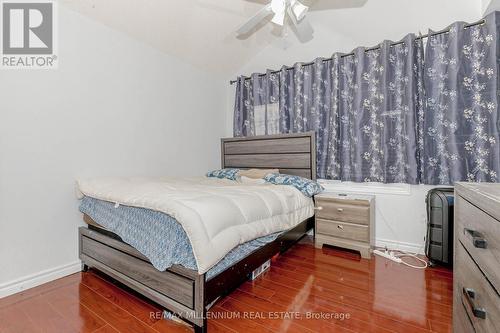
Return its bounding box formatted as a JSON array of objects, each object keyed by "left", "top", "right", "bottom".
[
  {"left": 61, "top": 0, "right": 370, "bottom": 77},
  {"left": 61, "top": 0, "right": 278, "bottom": 76},
  {"left": 62, "top": 0, "right": 484, "bottom": 78}
]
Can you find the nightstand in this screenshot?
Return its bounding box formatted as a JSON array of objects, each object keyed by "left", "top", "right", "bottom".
[{"left": 314, "top": 192, "right": 375, "bottom": 259}]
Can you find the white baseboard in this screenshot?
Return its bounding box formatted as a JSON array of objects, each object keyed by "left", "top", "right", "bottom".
[
  {"left": 0, "top": 261, "right": 82, "bottom": 299},
  {"left": 375, "top": 238, "right": 424, "bottom": 255}
]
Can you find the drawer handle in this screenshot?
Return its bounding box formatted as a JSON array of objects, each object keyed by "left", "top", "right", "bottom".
[
  {"left": 464, "top": 228, "right": 488, "bottom": 249},
  {"left": 315, "top": 206, "right": 323, "bottom": 211},
  {"left": 462, "top": 288, "right": 487, "bottom": 319},
  {"left": 337, "top": 208, "right": 344, "bottom": 212},
  {"left": 337, "top": 225, "right": 344, "bottom": 230}
]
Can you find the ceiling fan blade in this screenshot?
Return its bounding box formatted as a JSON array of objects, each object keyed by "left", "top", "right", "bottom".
[
  {"left": 306, "top": 0, "right": 367, "bottom": 11},
  {"left": 287, "top": 7, "right": 314, "bottom": 42},
  {"left": 236, "top": 3, "right": 273, "bottom": 36}
]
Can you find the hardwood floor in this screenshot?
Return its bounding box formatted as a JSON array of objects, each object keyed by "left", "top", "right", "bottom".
[{"left": 0, "top": 237, "right": 453, "bottom": 333}]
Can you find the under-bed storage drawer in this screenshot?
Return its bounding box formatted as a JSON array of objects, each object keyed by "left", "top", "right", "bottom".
[{"left": 81, "top": 236, "right": 194, "bottom": 308}]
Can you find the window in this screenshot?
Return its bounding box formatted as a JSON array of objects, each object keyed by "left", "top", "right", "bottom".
[
  {"left": 254, "top": 103, "right": 279, "bottom": 136},
  {"left": 318, "top": 179, "right": 411, "bottom": 195}
]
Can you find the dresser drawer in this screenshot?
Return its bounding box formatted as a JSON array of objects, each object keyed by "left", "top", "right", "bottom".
[
  {"left": 456, "top": 194, "right": 500, "bottom": 292},
  {"left": 455, "top": 242, "right": 500, "bottom": 333},
  {"left": 315, "top": 199, "right": 370, "bottom": 225},
  {"left": 316, "top": 219, "right": 369, "bottom": 242},
  {"left": 453, "top": 291, "right": 475, "bottom": 333}
]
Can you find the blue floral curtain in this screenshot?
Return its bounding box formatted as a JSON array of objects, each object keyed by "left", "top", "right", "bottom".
[
  {"left": 278, "top": 58, "right": 338, "bottom": 179},
  {"left": 422, "top": 12, "right": 500, "bottom": 184},
  {"left": 233, "top": 12, "right": 500, "bottom": 185},
  {"left": 233, "top": 71, "right": 280, "bottom": 137},
  {"left": 337, "top": 35, "right": 423, "bottom": 184},
  {"left": 233, "top": 75, "right": 254, "bottom": 137}
]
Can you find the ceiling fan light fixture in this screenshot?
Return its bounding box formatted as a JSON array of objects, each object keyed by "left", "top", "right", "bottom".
[
  {"left": 235, "top": 0, "right": 314, "bottom": 39},
  {"left": 290, "top": 0, "right": 308, "bottom": 21},
  {"left": 271, "top": 11, "right": 286, "bottom": 26},
  {"left": 270, "top": 0, "right": 286, "bottom": 26}
]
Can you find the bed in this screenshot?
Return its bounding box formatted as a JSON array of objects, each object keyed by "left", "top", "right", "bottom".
[{"left": 78, "top": 132, "right": 316, "bottom": 333}]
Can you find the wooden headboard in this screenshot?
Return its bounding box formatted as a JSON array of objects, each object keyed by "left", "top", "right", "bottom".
[{"left": 221, "top": 132, "right": 316, "bottom": 180}]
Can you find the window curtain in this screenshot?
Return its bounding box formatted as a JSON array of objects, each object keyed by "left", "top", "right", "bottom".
[
  {"left": 234, "top": 36, "right": 423, "bottom": 183},
  {"left": 278, "top": 58, "right": 339, "bottom": 179},
  {"left": 233, "top": 71, "right": 280, "bottom": 137},
  {"left": 422, "top": 12, "right": 500, "bottom": 184},
  {"left": 337, "top": 35, "right": 423, "bottom": 184},
  {"left": 233, "top": 12, "right": 500, "bottom": 185}
]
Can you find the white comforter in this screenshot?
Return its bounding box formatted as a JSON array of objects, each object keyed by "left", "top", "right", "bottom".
[{"left": 77, "top": 177, "right": 314, "bottom": 274}]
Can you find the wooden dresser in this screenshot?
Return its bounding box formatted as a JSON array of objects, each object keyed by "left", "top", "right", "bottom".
[
  {"left": 314, "top": 193, "right": 375, "bottom": 259},
  {"left": 454, "top": 183, "right": 500, "bottom": 333}
]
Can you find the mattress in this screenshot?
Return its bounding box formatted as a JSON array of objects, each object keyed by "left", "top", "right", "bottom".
[
  {"left": 79, "top": 196, "right": 283, "bottom": 279},
  {"left": 77, "top": 176, "right": 314, "bottom": 273}
]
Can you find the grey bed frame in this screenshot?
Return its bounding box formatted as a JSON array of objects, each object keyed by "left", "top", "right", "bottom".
[{"left": 79, "top": 132, "right": 316, "bottom": 333}]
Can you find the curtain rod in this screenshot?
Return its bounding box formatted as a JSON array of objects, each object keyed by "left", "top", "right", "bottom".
[{"left": 229, "top": 19, "right": 486, "bottom": 85}]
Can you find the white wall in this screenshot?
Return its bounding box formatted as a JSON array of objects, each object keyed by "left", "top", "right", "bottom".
[
  {"left": 483, "top": 0, "right": 493, "bottom": 14},
  {"left": 225, "top": 0, "right": 482, "bottom": 252},
  {"left": 483, "top": 0, "right": 500, "bottom": 15},
  {"left": 0, "top": 5, "right": 226, "bottom": 297}
]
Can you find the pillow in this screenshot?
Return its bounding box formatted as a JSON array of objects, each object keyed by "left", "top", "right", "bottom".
[
  {"left": 206, "top": 168, "right": 240, "bottom": 180},
  {"left": 239, "top": 176, "right": 267, "bottom": 185},
  {"left": 238, "top": 169, "right": 279, "bottom": 179},
  {"left": 264, "top": 173, "right": 324, "bottom": 197}
]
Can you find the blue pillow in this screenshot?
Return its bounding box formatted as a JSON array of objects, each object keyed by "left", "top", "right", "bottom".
[
  {"left": 206, "top": 168, "right": 240, "bottom": 181},
  {"left": 264, "top": 173, "right": 324, "bottom": 197}
]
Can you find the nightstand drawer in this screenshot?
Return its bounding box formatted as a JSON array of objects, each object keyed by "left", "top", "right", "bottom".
[
  {"left": 317, "top": 219, "right": 369, "bottom": 242},
  {"left": 315, "top": 199, "right": 370, "bottom": 225}
]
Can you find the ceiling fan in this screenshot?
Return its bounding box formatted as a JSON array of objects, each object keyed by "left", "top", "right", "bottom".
[{"left": 236, "top": 0, "right": 314, "bottom": 42}]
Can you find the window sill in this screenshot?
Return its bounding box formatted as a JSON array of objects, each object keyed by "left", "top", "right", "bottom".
[{"left": 318, "top": 180, "right": 412, "bottom": 196}]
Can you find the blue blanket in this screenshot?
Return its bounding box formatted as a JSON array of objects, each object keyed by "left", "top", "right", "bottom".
[{"left": 79, "top": 197, "right": 281, "bottom": 279}]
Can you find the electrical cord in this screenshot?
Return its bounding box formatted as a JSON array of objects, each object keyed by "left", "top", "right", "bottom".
[
  {"left": 375, "top": 248, "right": 429, "bottom": 269},
  {"left": 338, "top": 189, "right": 429, "bottom": 269},
  {"left": 373, "top": 189, "right": 430, "bottom": 269},
  {"left": 394, "top": 252, "right": 428, "bottom": 269}
]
